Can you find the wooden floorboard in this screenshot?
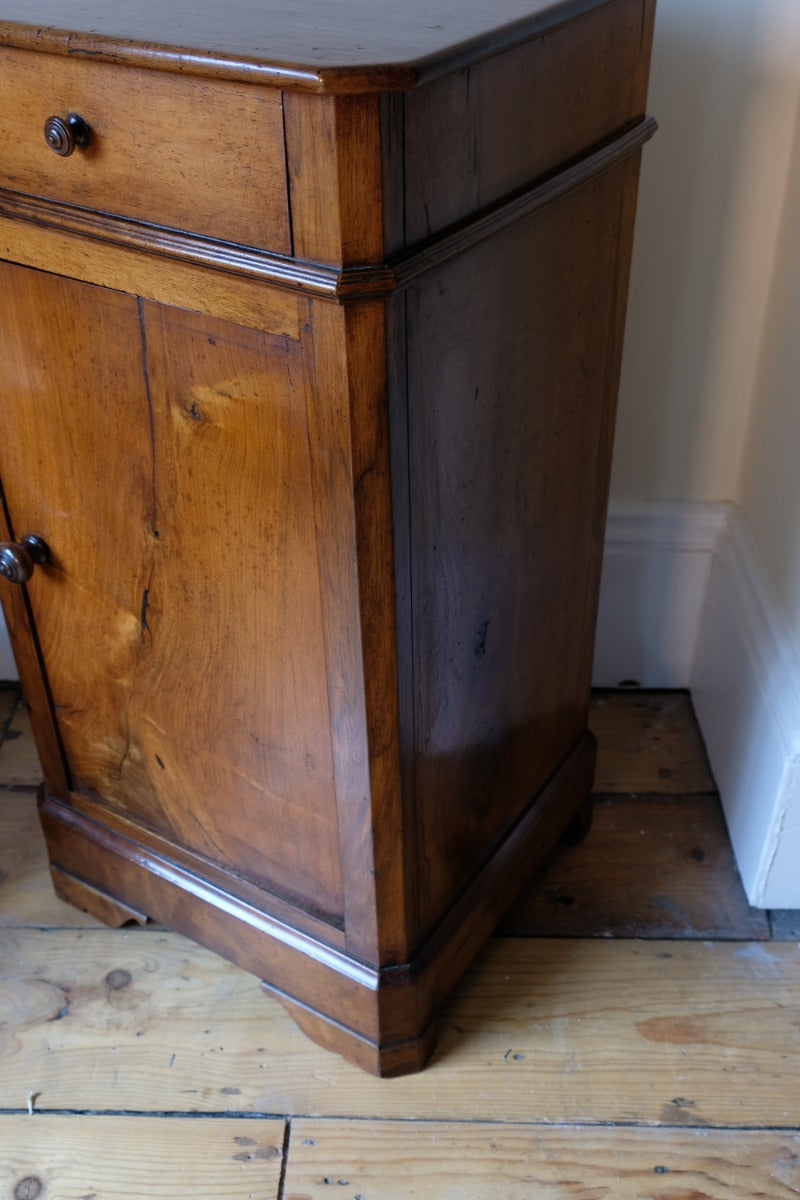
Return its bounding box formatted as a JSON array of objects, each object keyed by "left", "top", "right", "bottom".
[
  {"left": 1, "top": 685, "right": 798, "bottom": 1194},
  {"left": 0, "top": 1115, "right": 285, "bottom": 1199},
  {"left": 2, "top": 929, "right": 798, "bottom": 1126},
  {"left": 503, "top": 792, "right": 771, "bottom": 939},
  {"left": 0, "top": 791, "right": 103, "bottom": 928},
  {"left": 2, "top": 693, "right": 768, "bottom": 941},
  {"left": 285, "top": 1120, "right": 800, "bottom": 1200},
  {"left": 0, "top": 698, "right": 40, "bottom": 790},
  {"left": 771, "top": 909, "right": 800, "bottom": 940},
  {"left": 589, "top": 691, "right": 716, "bottom": 794}
]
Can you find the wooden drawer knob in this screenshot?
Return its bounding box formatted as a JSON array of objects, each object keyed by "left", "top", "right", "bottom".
[
  {"left": 44, "top": 112, "right": 91, "bottom": 157},
  {"left": 0, "top": 535, "right": 50, "bottom": 584}
]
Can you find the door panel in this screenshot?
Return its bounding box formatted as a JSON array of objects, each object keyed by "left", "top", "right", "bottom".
[
  {"left": 0, "top": 265, "right": 152, "bottom": 803},
  {"left": 0, "top": 263, "right": 343, "bottom": 921}
]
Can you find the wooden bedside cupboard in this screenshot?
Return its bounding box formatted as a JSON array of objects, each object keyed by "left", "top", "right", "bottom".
[{"left": 0, "top": 0, "right": 656, "bottom": 1074}]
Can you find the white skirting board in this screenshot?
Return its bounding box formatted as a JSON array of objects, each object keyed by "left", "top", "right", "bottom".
[
  {"left": 592, "top": 501, "right": 727, "bottom": 690},
  {"left": 595, "top": 499, "right": 800, "bottom": 908},
  {"left": 691, "top": 511, "right": 800, "bottom": 909},
  {"left": 2, "top": 500, "right": 799, "bottom": 905}
]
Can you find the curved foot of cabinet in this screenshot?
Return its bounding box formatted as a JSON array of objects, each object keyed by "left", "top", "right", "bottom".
[
  {"left": 37, "top": 730, "right": 597, "bottom": 1076},
  {"left": 262, "top": 981, "right": 437, "bottom": 1077},
  {"left": 50, "top": 863, "right": 150, "bottom": 927}
]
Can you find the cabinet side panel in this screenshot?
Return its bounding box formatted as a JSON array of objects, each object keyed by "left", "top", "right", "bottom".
[
  {"left": 406, "top": 160, "right": 640, "bottom": 934},
  {"left": 402, "top": 0, "right": 655, "bottom": 244}
]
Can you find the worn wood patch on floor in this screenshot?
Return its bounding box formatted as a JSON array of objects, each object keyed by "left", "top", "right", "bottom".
[
  {"left": 284, "top": 1120, "right": 800, "bottom": 1200},
  {"left": 0, "top": 1114, "right": 285, "bottom": 1200},
  {"left": 771, "top": 910, "right": 800, "bottom": 940},
  {"left": 1, "top": 929, "right": 798, "bottom": 1126},
  {"left": 503, "top": 793, "right": 770, "bottom": 939},
  {"left": 589, "top": 691, "right": 716, "bottom": 794}
]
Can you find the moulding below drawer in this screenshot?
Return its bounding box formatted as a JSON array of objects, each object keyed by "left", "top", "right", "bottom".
[{"left": 0, "top": 117, "right": 656, "bottom": 305}]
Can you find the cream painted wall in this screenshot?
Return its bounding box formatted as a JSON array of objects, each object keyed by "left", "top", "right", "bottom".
[
  {"left": 601, "top": 0, "right": 800, "bottom": 905},
  {"left": 739, "top": 94, "right": 800, "bottom": 649},
  {"left": 611, "top": 0, "right": 800, "bottom": 507}
]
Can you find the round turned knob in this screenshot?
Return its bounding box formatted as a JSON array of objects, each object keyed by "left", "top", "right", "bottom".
[
  {"left": 43, "top": 112, "right": 91, "bottom": 157},
  {"left": 0, "top": 535, "right": 51, "bottom": 585}
]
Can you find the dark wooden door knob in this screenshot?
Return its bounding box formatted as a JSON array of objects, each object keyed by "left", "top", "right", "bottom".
[
  {"left": 0, "top": 534, "right": 50, "bottom": 584},
  {"left": 44, "top": 113, "right": 91, "bottom": 157}
]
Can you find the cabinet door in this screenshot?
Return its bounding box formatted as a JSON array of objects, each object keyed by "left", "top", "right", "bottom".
[{"left": 0, "top": 262, "right": 343, "bottom": 923}]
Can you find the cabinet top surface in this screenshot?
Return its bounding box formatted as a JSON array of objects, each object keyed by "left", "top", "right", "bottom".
[{"left": 0, "top": 0, "right": 621, "bottom": 92}]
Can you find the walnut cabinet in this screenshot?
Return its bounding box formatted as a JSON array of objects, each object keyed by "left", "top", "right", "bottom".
[{"left": 0, "top": 0, "right": 655, "bottom": 1074}]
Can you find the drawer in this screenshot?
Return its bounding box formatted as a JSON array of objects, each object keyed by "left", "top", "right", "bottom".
[{"left": 0, "top": 47, "right": 291, "bottom": 253}]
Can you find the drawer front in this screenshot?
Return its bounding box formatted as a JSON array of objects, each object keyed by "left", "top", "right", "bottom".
[{"left": 0, "top": 47, "right": 291, "bottom": 252}]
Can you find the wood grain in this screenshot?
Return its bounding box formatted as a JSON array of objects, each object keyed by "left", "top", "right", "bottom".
[
  {"left": 116, "top": 302, "right": 342, "bottom": 917},
  {"left": 285, "top": 1121, "right": 800, "bottom": 1200},
  {"left": 503, "top": 793, "right": 771, "bottom": 939},
  {"left": 0, "top": 752, "right": 769, "bottom": 941},
  {"left": 0, "top": 267, "right": 149, "bottom": 803},
  {"left": 0, "top": 0, "right": 650, "bottom": 92},
  {"left": 0, "top": 792, "right": 101, "bottom": 928},
  {"left": 0, "top": 1115, "right": 285, "bottom": 1200},
  {"left": 590, "top": 691, "right": 716, "bottom": 793},
  {"left": 0, "top": 187, "right": 352, "bottom": 306},
  {"left": 405, "top": 160, "right": 638, "bottom": 931},
  {"left": 50, "top": 866, "right": 148, "bottom": 929},
  {"left": 0, "top": 47, "right": 291, "bottom": 250},
  {"left": 0, "top": 0, "right": 656, "bottom": 1072},
  {"left": 31, "top": 735, "right": 592, "bottom": 1065},
  {"left": 0, "top": 210, "right": 302, "bottom": 337},
  {"left": 771, "top": 910, "right": 800, "bottom": 941},
  {"left": 1, "top": 691, "right": 798, "bottom": 1184},
  {"left": 300, "top": 298, "right": 409, "bottom": 967},
  {"left": 403, "top": 0, "right": 654, "bottom": 242},
  {"left": 285, "top": 94, "right": 385, "bottom": 265},
  {"left": 1, "top": 931, "right": 798, "bottom": 1125},
  {"left": 0, "top": 265, "right": 344, "bottom": 921},
  {"left": 0, "top": 506, "right": 71, "bottom": 799}
]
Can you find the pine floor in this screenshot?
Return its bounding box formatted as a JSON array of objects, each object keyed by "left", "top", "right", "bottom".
[{"left": 1, "top": 687, "right": 799, "bottom": 1198}]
